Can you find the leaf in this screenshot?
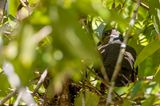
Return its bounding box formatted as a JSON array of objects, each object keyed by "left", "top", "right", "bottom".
[
  {"left": 52, "top": 7, "right": 101, "bottom": 67},
  {"left": 135, "top": 40, "right": 160, "bottom": 67},
  {"left": 74, "top": 91, "right": 99, "bottom": 106},
  {"left": 8, "top": 0, "right": 19, "bottom": 16},
  {"left": 30, "top": 11, "right": 51, "bottom": 25},
  {"left": 122, "top": 99, "right": 131, "bottom": 106},
  {"left": 148, "top": 0, "right": 160, "bottom": 34},
  {"left": 0, "top": 73, "right": 10, "bottom": 96},
  {"left": 142, "top": 95, "right": 155, "bottom": 106},
  {"left": 28, "top": 0, "right": 40, "bottom": 6},
  {"left": 130, "top": 81, "right": 142, "bottom": 97},
  {"left": 153, "top": 15, "right": 160, "bottom": 34},
  {"left": 154, "top": 65, "right": 160, "bottom": 84},
  {"left": 114, "top": 84, "right": 133, "bottom": 96}
]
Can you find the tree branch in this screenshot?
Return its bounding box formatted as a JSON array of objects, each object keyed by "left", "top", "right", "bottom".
[{"left": 106, "top": 0, "right": 141, "bottom": 105}]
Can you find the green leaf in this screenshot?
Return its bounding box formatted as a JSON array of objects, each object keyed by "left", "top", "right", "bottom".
[
  {"left": 148, "top": 0, "right": 160, "bottom": 33},
  {"left": 8, "top": 0, "right": 19, "bottom": 16},
  {"left": 135, "top": 40, "right": 160, "bottom": 67},
  {"left": 130, "top": 81, "right": 142, "bottom": 97},
  {"left": 142, "top": 95, "right": 155, "bottom": 106},
  {"left": 154, "top": 65, "right": 160, "bottom": 84},
  {"left": 153, "top": 15, "right": 160, "bottom": 34},
  {"left": 122, "top": 99, "right": 131, "bottom": 106},
  {"left": 74, "top": 91, "right": 99, "bottom": 106},
  {"left": 0, "top": 73, "right": 10, "bottom": 96}
]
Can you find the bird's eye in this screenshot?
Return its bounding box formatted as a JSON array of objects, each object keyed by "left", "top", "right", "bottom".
[{"left": 104, "top": 32, "right": 111, "bottom": 36}]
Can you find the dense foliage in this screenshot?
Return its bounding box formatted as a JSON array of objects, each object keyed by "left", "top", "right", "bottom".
[{"left": 0, "top": 0, "right": 160, "bottom": 105}]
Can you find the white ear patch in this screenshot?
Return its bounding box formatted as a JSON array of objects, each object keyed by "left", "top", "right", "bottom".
[{"left": 111, "top": 29, "right": 120, "bottom": 36}]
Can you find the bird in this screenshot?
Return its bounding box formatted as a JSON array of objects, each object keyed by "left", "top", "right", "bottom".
[{"left": 97, "top": 29, "right": 138, "bottom": 87}]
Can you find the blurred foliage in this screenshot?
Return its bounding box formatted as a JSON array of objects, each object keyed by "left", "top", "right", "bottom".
[{"left": 0, "top": 0, "right": 160, "bottom": 105}]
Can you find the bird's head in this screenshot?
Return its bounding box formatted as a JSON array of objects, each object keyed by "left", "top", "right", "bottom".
[{"left": 100, "top": 29, "right": 123, "bottom": 45}]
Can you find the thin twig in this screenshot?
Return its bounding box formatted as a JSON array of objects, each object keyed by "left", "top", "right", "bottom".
[
  {"left": 106, "top": 0, "right": 141, "bottom": 105},
  {"left": 3, "top": 0, "right": 7, "bottom": 13},
  {"left": 33, "top": 26, "right": 52, "bottom": 44},
  {"left": 0, "top": 69, "right": 47, "bottom": 105},
  {"left": 140, "top": 2, "right": 149, "bottom": 10},
  {"left": 86, "top": 67, "right": 110, "bottom": 88},
  {"left": 14, "top": 91, "right": 22, "bottom": 106},
  {"left": 0, "top": 90, "right": 17, "bottom": 105},
  {"left": 100, "top": 63, "right": 109, "bottom": 83},
  {"left": 82, "top": 89, "right": 86, "bottom": 106},
  {"left": 19, "top": 0, "right": 28, "bottom": 7},
  {"left": 82, "top": 67, "right": 87, "bottom": 106},
  {"left": 85, "top": 82, "right": 102, "bottom": 95},
  {"left": 87, "top": 67, "right": 123, "bottom": 101},
  {"left": 33, "top": 69, "right": 48, "bottom": 95},
  {"left": 133, "top": 0, "right": 149, "bottom": 10}
]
